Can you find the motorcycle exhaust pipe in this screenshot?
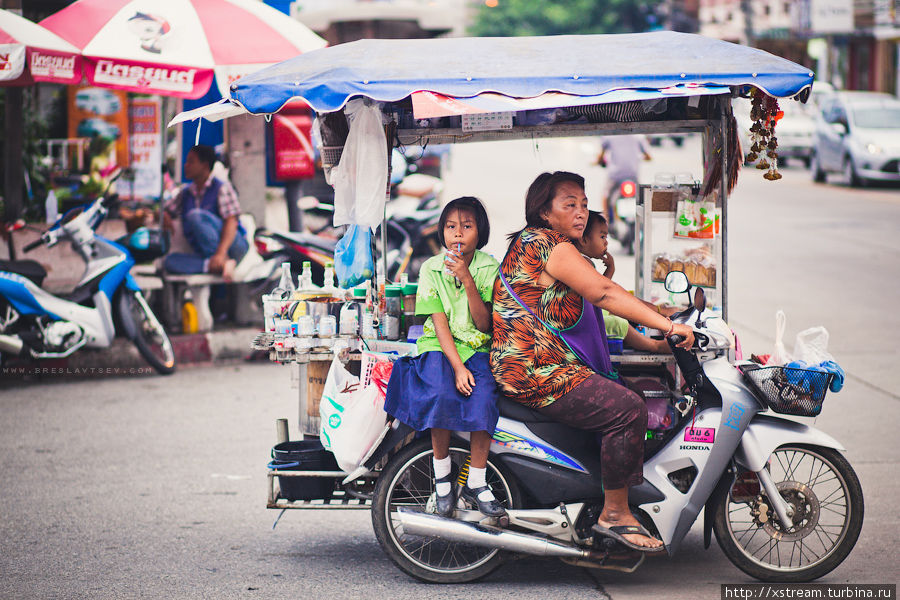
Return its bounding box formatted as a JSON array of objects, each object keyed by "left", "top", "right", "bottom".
[
  {"left": 0, "top": 334, "right": 24, "bottom": 356},
  {"left": 397, "top": 509, "right": 597, "bottom": 560}
]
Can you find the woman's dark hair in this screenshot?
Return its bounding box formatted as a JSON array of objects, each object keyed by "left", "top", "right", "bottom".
[
  {"left": 506, "top": 171, "right": 585, "bottom": 250},
  {"left": 438, "top": 196, "right": 490, "bottom": 249},
  {"left": 584, "top": 210, "right": 607, "bottom": 237},
  {"left": 189, "top": 144, "right": 217, "bottom": 171}
]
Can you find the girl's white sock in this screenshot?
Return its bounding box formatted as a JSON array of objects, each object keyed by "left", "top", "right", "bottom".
[
  {"left": 433, "top": 456, "right": 452, "bottom": 496},
  {"left": 466, "top": 466, "right": 496, "bottom": 502}
]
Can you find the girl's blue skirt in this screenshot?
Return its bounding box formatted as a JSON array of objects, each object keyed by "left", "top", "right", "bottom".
[{"left": 384, "top": 351, "right": 500, "bottom": 433}]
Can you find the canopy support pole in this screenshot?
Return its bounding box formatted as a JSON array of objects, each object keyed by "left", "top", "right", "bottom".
[{"left": 719, "top": 97, "right": 729, "bottom": 324}]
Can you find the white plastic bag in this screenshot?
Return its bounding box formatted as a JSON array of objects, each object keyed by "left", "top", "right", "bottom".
[
  {"left": 319, "top": 354, "right": 388, "bottom": 472},
  {"left": 766, "top": 310, "right": 791, "bottom": 366},
  {"left": 793, "top": 326, "right": 833, "bottom": 365},
  {"left": 330, "top": 99, "right": 388, "bottom": 231},
  {"left": 319, "top": 356, "right": 359, "bottom": 450}
]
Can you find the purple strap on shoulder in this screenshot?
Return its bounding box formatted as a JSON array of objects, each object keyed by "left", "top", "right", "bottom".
[{"left": 499, "top": 271, "right": 616, "bottom": 378}]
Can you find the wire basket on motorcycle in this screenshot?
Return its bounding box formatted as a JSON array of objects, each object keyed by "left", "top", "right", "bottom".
[{"left": 740, "top": 364, "right": 834, "bottom": 417}]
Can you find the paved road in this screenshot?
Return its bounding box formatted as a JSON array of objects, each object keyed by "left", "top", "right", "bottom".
[{"left": 2, "top": 138, "right": 898, "bottom": 599}]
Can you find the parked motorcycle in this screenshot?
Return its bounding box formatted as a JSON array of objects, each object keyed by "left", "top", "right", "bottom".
[
  {"left": 607, "top": 178, "right": 637, "bottom": 255},
  {"left": 0, "top": 175, "right": 176, "bottom": 374},
  {"left": 368, "top": 272, "right": 862, "bottom": 583}
]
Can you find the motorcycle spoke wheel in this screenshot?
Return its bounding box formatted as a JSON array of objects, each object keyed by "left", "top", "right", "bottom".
[
  {"left": 371, "top": 438, "right": 518, "bottom": 583},
  {"left": 714, "top": 445, "right": 863, "bottom": 582},
  {"left": 124, "top": 291, "right": 176, "bottom": 375}
]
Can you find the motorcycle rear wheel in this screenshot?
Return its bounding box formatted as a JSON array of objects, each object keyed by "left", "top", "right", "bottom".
[
  {"left": 371, "top": 437, "right": 521, "bottom": 583},
  {"left": 119, "top": 290, "right": 176, "bottom": 375},
  {"left": 713, "top": 445, "right": 863, "bottom": 582}
]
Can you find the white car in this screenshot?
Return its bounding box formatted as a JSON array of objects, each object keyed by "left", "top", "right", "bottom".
[
  {"left": 734, "top": 96, "right": 817, "bottom": 167},
  {"left": 811, "top": 91, "right": 900, "bottom": 187},
  {"left": 75, "top": 87, "right": 121, "bottom": 116}
]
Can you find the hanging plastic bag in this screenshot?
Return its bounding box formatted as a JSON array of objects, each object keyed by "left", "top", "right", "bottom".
[
  {"left": 766, "top": 310, "right": 792, "bottom": 366},
  {"left": 334, "top": 224, "right": 374, "bottom": 289},
  {"left": 319, "top": 357, "right": 360, "bottom": 453},
  {"left": 320, "top": 381, "right": 388, "bottom": 472},
  {"left": 330, "top": 99, "right": 388, "bottom": 231}
]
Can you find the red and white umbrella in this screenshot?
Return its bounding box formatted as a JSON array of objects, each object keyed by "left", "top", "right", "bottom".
[
  {"left": 40, "top": 0, "right": 326, "bottom": 99},
  {"left": 0, "top": 8, "right": 81, "bottom": 86}
]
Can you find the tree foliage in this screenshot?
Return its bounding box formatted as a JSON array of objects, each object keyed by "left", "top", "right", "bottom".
[{"left": 468, "top": 0, "right": 660, "bottom": 37}]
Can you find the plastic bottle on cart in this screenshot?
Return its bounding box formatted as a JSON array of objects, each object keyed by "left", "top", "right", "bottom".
[
  {"left": 383, "top": 285, "right": 402, "bottom": 340},
  {"left": 361, "top": 307, "right": 378, "bottom": 339},
  {"left": 322, "top": 261, "right": 337, "bottom": 294},
  {"left": 340, "top": 302, "right": 359, "bottom": 337},
  {"left": 299, "top": 261, "right": 314, "bottom": 292}
]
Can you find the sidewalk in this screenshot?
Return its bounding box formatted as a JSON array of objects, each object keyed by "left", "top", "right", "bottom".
[{"left": 0, "top": 326, "right": 264, "bottom": 383}]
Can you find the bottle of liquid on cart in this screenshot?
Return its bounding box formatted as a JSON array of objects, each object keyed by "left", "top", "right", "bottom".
[
  {"left": 292, "top": 261, "right": 317, "bottom": 300},
  {"left": 275, "top": 262, "right": 294, "bottom": 299},
  {"left": 322, "top": 260, "right": 337, "bottom": 294},
  {"left": 299, "top": 261, "right": 314, "bottom": 291}
]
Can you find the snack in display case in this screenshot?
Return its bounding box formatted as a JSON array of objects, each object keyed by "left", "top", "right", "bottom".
[{"left": 653, "top": 245, "right": 716, "bottom": 288}]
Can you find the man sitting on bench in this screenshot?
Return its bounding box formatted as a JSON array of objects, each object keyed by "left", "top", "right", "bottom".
[{"left": 162, "top": 144, "right": 248, "bottom": 281}]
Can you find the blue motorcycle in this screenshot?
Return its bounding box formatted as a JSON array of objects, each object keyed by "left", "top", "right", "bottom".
[{"left": 0, "top": 179, "right": 175, "bottom": 375}]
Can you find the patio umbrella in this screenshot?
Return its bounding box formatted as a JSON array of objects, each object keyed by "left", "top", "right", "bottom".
[
  {"left": 40, "top": 0, "right": 326, "bottom": 100},
  {"left": 0, "top": 8, "right": 81, "bottom": 86}
]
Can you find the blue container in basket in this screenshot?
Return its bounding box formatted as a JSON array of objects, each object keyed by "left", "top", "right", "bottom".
[
  {"left": 607, "top": 338, "right": 624, "bottom": 355},
  {"left": 268, "top": 440, "right": 340, "bottom": 501}
]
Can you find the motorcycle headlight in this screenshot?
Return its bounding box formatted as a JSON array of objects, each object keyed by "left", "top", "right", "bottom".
[{"left": 703, "top": 317, "right": 735, "bottom": 350}]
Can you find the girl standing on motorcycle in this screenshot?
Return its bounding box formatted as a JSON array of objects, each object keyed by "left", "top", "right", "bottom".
[
  {"left": 491, "top": 172, "right": 693, "bottom": 552},
  {"left": 384, "top": 197, "right": 506, "bottom": 519}
]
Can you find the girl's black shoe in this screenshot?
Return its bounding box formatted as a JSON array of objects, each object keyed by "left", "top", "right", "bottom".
[
  {"left": 434, "top": 466, "right": 458, "bottom": 517},
  {"left": 460, "top": 484, "right": 507, "bottom": 518}
]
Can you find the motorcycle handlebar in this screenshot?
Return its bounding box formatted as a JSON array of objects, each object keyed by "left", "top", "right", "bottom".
[
  {"left": 23, "top": 238, "right": 44, "bottom": 252},
  {"left": 668, "top": 334, "right": 686, "bottom": 346}
]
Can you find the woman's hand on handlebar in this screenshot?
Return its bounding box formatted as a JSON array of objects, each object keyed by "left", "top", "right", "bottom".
[{"left": 669, "top": 323, "right": 695, "bottom": 350}]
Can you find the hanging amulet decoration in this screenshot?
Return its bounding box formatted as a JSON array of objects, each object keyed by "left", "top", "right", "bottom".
[{"left": 746, "top": 88, "right": 783, "bottom": 181}]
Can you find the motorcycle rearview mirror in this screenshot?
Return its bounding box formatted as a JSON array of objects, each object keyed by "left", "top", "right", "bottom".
[
  {"left": 664, "top": 270, "right": 690, "bottom": 294},
  {"left": 693, "top": 286, "right": 707, "bottom": 326},
  {"left": 664, "top": 270, "right": 693, "bottom": 309}
]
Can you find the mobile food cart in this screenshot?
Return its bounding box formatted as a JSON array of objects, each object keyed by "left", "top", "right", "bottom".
[{"left": 172, "top": 26, "right": 817, "bottom": 554}]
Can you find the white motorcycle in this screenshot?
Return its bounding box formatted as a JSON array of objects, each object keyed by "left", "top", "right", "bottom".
[{"left": 368, "top": 271, "right": 862, "bottom": 583}]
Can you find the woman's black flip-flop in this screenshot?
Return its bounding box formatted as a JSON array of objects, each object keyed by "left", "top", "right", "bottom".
[{"left": 591, "top": 523, "right": 667, "bottom": 554}]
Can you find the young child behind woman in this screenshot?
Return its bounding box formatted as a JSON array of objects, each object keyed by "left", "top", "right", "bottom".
[
  {"left": 576, "top": 211, "right": 671, "bottom": 354},
  {"left": 384, "top": 196, "right": 505, "bottom": 518}
]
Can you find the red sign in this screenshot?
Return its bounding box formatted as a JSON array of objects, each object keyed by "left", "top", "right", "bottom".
[
  {"left": 271, "top": 108, "right": 314, "bottom": 180},
  {"left": 85, "top": 57, "right": 214, "bottom": 99}
]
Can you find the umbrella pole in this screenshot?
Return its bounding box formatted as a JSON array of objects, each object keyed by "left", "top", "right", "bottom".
[{"left": 158, "top": 96, "right": 168, "bottom": 227}]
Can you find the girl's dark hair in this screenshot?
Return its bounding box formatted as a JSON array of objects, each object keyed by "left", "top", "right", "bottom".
[
  {"left": 584, "top": 210, "right": 607, "bottom": 237},
  {"left": 438, "top": 196, "right": 490, "bottom": 249},
  {"left": 506, "top": 171, "right": 585, "bottom": 251}
]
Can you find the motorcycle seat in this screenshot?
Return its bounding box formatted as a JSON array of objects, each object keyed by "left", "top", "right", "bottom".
[
  {"left": 272, "top": 231, "right": 337, "bottom": 253},
  {"left": 0, "top": 260, "right": 47, "bottom": 287},
  {"left": 497, "top": 396, "right": 548, "bottom": 423}
]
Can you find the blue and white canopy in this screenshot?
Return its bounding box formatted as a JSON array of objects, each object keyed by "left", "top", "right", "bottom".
[{"left": 228, "top": 31, "right": 814, "bottom": 115}]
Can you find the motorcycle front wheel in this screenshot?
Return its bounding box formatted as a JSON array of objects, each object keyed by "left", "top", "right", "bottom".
[
  {"left": 371, "top": 437, "right": 521, "bottom": 583},
  {"left": 713, "top": 445, "right": 863, "bottom": 583},
  {"left": 118, "top": 290, "right": 176, "bottom": 375}
]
